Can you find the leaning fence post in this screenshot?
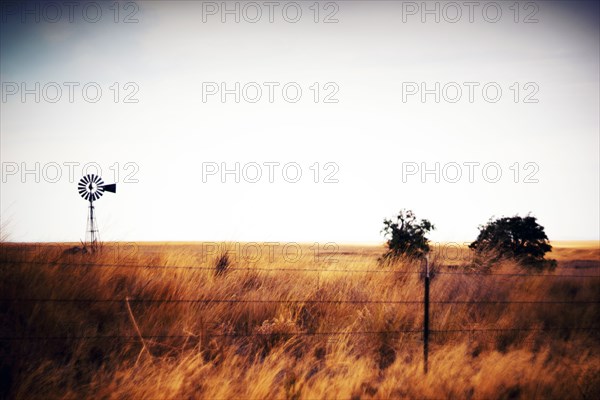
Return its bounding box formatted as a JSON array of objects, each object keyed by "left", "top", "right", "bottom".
[{"left": 423, "top": 253, "right": 430, "bottom": 374}]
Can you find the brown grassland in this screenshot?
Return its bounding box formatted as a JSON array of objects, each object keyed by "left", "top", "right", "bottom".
[{"left": 0, "top": 242, "right": 598, "bottom": 399}]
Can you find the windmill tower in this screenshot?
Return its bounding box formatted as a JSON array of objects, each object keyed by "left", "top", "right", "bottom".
[{"left": 77, "top": 174, "right": 116, "bottom": 252}]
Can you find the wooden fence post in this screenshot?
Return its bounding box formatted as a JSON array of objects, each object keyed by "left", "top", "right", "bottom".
[{"left": 423, "top": 254, "right": 430, "bottom": 374}]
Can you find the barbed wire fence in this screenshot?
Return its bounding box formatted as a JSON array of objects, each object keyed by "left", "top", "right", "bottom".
[
  {"left": 2, "top": 258, "right": 598, "bottom": 277},
  {"left": 1, "top": 256, "right": 599, "bottom": 373}
]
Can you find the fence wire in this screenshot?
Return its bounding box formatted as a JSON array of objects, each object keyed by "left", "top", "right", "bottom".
[
  {"left": 1, "top": 257, "right": 598, "bottom": 344},
  {"left": 1, "top": 258, "right": 598, "bottom": 278}
]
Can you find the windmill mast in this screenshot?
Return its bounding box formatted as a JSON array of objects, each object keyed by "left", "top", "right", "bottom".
[
  {"left": 78, "top": 174, "right": 116, "bottom": 253},
  {"left": 87, "top": 197, "right": 98, "bottom": 251}
]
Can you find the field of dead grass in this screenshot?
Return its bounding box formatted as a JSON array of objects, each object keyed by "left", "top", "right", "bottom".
[{"left": 0, "top": 242, "right": 598, "bottom": 399}]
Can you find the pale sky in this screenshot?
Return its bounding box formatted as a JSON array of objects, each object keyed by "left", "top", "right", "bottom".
[{"left": 1, "top": 1, "right": 599, "bottom": 244}]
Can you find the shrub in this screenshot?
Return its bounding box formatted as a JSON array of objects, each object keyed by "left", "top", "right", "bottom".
[
  {"left": 469, "top": 215, "right": 556, "bottom": 270},
  {"left": 380, "top": 209, "right": 435, "bottom": 261},
  {"left": 214, "top": 251, "right": 231, "bottom": 276}
]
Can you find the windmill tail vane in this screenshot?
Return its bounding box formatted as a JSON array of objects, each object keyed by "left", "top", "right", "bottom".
[{"left": 77, "top": 174, "right": 116, "bottom": 252}]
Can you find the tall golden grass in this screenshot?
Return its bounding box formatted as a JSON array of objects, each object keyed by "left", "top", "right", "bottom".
[{"left": 0, "top": 242, "right": 598, "bottom": 399}]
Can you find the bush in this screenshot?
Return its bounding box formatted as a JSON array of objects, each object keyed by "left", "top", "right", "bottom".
[
  {"left": 469, "top": 215, "right": 556, "bottom": 270},
  {"left": 214, "top": 251, "right": 231, "bottom": 276},
  {"left": 380, "top": 209, "right": 435, "bottom": 261}
]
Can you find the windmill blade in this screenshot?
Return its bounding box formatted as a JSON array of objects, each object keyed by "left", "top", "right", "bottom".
[
  {"left": 102, "top": 183, "right": 117, "bottom": 193},
  {"left": 77, "top": 175, "right": 116, "bottom": 203}
]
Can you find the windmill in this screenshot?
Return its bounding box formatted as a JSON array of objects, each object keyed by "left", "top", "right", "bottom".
[{"left": 77, "top": 174, "right": 116, "bottom": 252}]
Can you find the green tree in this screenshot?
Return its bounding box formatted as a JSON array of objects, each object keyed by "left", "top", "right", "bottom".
[
  {"left": 469, "top": 215, "right": 556, "bottom": 269},
  {"left": 381, "top": 209, "right": 435, "bottom": 261}
]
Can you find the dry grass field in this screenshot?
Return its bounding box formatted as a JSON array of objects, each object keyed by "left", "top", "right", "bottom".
[{"left": 0, "top": 242, "right": 598, "bottom": 399}]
